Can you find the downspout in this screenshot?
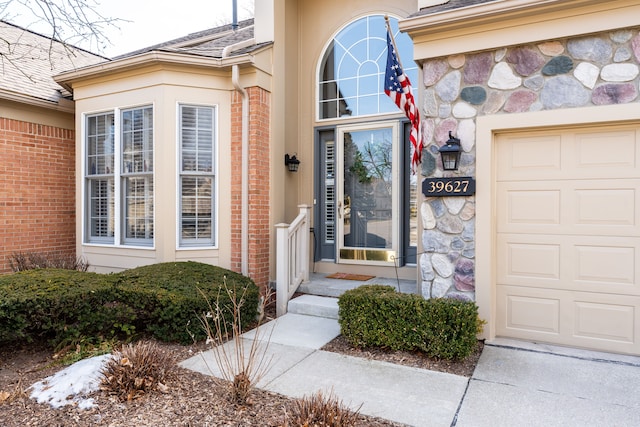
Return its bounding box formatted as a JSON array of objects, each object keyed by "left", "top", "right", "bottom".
[{"left": 223, "top": 36, "right": 255, "bottom": 277}]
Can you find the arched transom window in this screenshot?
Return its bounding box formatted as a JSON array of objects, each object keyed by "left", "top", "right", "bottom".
[{"left": 318, "top": 15, "right": 418, "bottom": 120}]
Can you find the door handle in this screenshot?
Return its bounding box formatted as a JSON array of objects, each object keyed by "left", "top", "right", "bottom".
[{"left": 337, "top": 200, "right": 342, "bottom": 218}]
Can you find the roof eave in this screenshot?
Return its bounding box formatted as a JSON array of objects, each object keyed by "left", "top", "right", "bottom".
[
  {"left": 54, "top": 49, "right": 261, "bottom": 92},
  {"left": 399, "top": 0, "right": 604, "bottom": 36},
  {"left": 0, "top": 89, "right": 74, "bottom": 114}
]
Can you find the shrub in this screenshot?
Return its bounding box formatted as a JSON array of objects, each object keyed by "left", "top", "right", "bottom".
[
  {"left": 115, "top": 262, "right": 260, "bottom": 343},
  {"left": 285, "top": 389, "right": 362, "bottom": 427},
  {"left": 0, "top": 269, "right": 122, "bottom": 346},
  {"left": 0, "top": 262, "right": 260, "bottom": 348},
  {"left": 338, "top": 285, "right": 481, "bottom": 360},
  {"left": 201, "top": 282, "right": 273, "bottom": 405},
  {"left": 100, "top": 340, "right": 177, "bottom": 401},
  {"left": 8, "top": 251, "right": 90, "bottom": 272}
]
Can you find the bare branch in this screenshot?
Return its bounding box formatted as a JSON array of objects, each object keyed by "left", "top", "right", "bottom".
[{"left": 2, "top": 0, "right": 124, "bottom": 54}]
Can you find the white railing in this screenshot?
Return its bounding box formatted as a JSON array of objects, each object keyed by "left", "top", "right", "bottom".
[{"left": 275, "top": 204, "right": 311, "bottom": 316}]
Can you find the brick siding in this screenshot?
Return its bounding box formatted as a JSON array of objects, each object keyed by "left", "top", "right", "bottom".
[
  {"left": 0, "top": 118, "right": 76, "bottom": 273},
  {"left": 230, "top": 88, "right": 271, "bottom": 290}
]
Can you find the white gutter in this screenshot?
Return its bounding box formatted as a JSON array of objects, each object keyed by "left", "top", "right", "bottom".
[
  {"left": 400, "top": 0, "right": 604, "bottom": 34},
  {"left": 53, "top": 48, "right": 265, "bottom": 93},
  {"left": 223, "top": 35, "right": 256, "bottom": 277},
  {"left": 0, "top": 89, "right": 75, "bottom": 114}
]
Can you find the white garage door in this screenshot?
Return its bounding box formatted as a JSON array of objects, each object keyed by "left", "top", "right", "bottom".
[{"left": 495, "top": 123, "right": 640, "bottom": 355}]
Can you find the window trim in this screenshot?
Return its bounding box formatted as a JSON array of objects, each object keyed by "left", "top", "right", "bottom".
[
  {"left": 82, "top": 105, "right": 155, "bottom": 249},
  {"left": 176, "top": 103, "right": 218, "bottom": 249},
  {"left": 316, "top": 14, "right": 419, "bottom": 122},
  {"left": 84, "top": 111, "right": 115, "bottom": 244},
  {"left": 121, "top": 105, "right": 154, "bottom": 247}
]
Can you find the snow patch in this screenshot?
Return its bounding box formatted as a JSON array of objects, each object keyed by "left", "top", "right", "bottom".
[{"left": 29, "top": 354, "right": 112, "bottom": 409}]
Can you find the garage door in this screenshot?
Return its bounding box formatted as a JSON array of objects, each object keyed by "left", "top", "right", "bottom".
[{"left": 495, "top": 124, "right": 640, "bottom": 355}]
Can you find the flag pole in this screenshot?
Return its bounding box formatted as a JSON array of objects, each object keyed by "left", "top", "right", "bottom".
[{"left": 384, "top": 15, "right": 404, "bottom": 72}]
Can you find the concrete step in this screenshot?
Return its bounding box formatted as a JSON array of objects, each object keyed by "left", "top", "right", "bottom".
[
  {"left": 298, "top": 274, "right": 418, "bottom": 298},
  {"left": 287, "top": 294, "right": 339, "bottom": 319}
]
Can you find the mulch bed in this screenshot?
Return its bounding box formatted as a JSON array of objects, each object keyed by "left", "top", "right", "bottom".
[
  {"left": 322, "top": 336, "right": 483, "bottom": 377},
  {"left": 0, "top": 295, "right": 483, "bottom": 426},
  {"left": 0, "top": 340, "right": 407, "bottom": 427}
]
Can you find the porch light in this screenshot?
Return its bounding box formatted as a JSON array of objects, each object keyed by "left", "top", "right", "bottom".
[
  {"left": 439, "top": 131, "right": 462, "bottom": 171},
  {"left": 285, "top": 153, "right": 300, "bottom": 172}
]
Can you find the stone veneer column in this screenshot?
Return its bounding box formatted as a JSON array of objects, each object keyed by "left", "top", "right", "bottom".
[{"left": 419, "top": 28, "right": 640, "bottom": 302}]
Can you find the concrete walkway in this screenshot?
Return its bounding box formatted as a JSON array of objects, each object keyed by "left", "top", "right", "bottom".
[
  {"left": 180, "top": 310, "right": 640, "bottom": 426},
  {"left": 457, "top": 339, "right": 640, "bottom": 427}
]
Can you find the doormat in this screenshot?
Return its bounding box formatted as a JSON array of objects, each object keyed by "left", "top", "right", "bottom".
[{"left": 325, "top": 273, "right": 375, "bottom": 281}]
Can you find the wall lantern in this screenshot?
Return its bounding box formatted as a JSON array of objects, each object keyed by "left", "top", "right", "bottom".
[
  {"left": 439, "top": 131, "right": 462, "bottom": 171},
  {"left": 284, "top": 153, "right": 300, "bottom": 172}
]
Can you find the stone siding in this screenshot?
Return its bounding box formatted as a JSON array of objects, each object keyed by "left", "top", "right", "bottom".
[{"left": 420, "top": 28, "right": 640, "bottom": 301}]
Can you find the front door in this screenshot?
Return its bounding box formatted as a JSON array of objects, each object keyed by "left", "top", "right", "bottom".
[{"left": 337, "top": 121, "right": 399, "bottom": 264}]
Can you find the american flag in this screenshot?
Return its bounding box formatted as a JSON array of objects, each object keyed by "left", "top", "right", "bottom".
[{"left": 384, "top": 31, "right": 422, "bottom": 173}]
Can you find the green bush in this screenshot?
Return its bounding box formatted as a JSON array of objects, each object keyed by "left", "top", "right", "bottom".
[
  {"left": 338, "top": 285, "right": 481, "bottom": 360},
  {"left": 115, "top": 262, "right": 259, "bottom": 343},
  {"left": 0, "top": 262, "right": 260, "bottom": 347},
  {"left": 0, "top": 269, "right": 120, "bottom": 345}
]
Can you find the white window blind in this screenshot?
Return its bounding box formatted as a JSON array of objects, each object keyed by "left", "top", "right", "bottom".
[
  {"left": 179, "top": 105, "right": 215, "bottom": 246},
  {"left": 122, "top": 107, "right": 154, "bottom": 244},
  {"left": 84, "top": 106, "right": 154, "bottom": 246},
  {"left": 86, "top": 112, "right": 115, "bottom": 242}
]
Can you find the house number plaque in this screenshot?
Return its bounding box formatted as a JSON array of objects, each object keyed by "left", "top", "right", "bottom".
[{"left": 422, "top": 177, "right": 476, "bottom": 197}]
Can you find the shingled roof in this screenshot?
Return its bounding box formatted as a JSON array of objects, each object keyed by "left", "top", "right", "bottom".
[
  {"left": 0, "top": 20, "right": 105, "bottom": 106},
  {"left": 113, "top": 18, "right": 269, "bottom": 60}
]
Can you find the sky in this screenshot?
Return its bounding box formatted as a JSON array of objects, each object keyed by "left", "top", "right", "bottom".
[
  {"left": 97, "top": 0, "right": 255, "bottom": 57},
  {"left": 6, "top": 0, "right": 254, "bottom": 57}
]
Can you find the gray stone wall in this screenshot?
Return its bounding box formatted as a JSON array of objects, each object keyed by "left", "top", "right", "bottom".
[{"left": 420, "top": 28, "right": 640, "bottom": 302}]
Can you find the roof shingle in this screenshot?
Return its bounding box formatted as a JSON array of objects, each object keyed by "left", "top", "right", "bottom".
[
  {"left": 113, "top": 18, "right": 263, "bottom": 60},
  {"left": 0, "top": 20, "right": 105, "bottom": 104}
]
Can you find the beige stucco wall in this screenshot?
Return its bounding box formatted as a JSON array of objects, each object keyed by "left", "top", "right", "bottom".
[
  {"left": 0, "top": 98, "right": 75, "bottom": 130},
  {"left": 71, "top": 65, "right": 237, "bottom": 273},
  {"left": 290, "top": 0, "right": 418, "bottom": 206},
  {"left": 273, "top": 0, "right": 419, "bottom": 280}
]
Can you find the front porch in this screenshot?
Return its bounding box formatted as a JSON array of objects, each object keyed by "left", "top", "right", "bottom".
[
  {"left": 297, "top": 272, "right": 418, "bottom": 298},
  {"left": 275, "top": 205, "right": 418, "bottom": 316},
  {"left": 284, "top": 272, "right": 418, "bottom": 320}
]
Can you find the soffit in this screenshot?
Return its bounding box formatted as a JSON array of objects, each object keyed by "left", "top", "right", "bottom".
[
  {"left": 400, "top": 0, "right": 640, "bottom": 59},
  {"left": 54, "top": 18, "right": 273, "bottom": 92}
]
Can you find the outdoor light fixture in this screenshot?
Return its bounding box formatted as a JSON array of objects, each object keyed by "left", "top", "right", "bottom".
[
  {"left": 284, "top": 153, "right": 300, "bottom": 172},
  {"left": 439, "top": 131, "right": 462, "bottom": 171}
]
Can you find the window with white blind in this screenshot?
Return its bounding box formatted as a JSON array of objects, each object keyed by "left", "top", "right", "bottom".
[
  {"left": 122, "top": 107, "right": 154, "bottom": 245},
  {"left": 85, "top": 106, "right": 154, "bottom": 246},
  {"left": 86, "top": 112, "right": 115, "bottom": 243},
  {"left": 179, "top": 105, "right": 215, "bottom": 247}
]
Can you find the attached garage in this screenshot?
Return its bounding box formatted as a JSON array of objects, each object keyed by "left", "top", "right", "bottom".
[
  {"left": 476, "top": 106, "right": 640, "bottom": 356},
  {"left": 496, "top": 124, "right": 640, "bottom": 354}
]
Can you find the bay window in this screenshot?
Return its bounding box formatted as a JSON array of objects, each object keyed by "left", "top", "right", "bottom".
[
  {"left": 179, "top": 105, "right": 215, "bottom": 247},
  {"left": 85, "top": 106, "right": 154, "bottom": 246}
]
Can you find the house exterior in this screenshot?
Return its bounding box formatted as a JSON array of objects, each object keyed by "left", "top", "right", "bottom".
[
  {"left": 0, "top": 21, "right": 104, "bottom": 273},
  {"left": 6, "top": 0, "right": 640, "bottom": 356}
]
